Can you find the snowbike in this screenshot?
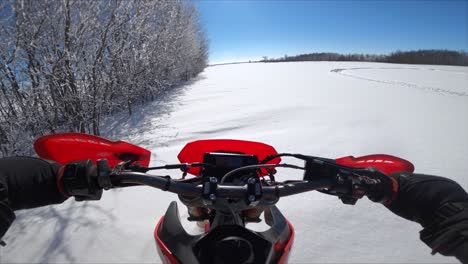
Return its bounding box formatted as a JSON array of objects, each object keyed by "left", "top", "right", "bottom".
[{"left": 34, "top": 133, "right": 414, "bottom": 264}]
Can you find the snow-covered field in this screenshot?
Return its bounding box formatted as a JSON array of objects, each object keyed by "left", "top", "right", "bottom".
[{"left": 2, "top": 62, "right": 467, "bottom": 263}]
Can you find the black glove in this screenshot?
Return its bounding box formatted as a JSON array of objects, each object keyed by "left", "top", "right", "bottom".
[
  {"left": 365, "top": 172, "right": 468, "bottom": 262},
  {"left": 353, "top": 170, "right": 468, "bottom": 225},
  {"left": 385, "top": 173, "right": 468, "bottom": 226},
  {"left": 348, "top": 167, "right": 398, "bottom": 204},
  {"left": 0, "top": 157, "right": 68, "bottom": 209},
  {"left": 0, "top": 157, "right": 69, "bottom": 239},
  {"left": 60, "top": 160, "right": 103, "bottom": 201},
  {"left": 0, "top": 183, "right": 15, "bottom": 240}
]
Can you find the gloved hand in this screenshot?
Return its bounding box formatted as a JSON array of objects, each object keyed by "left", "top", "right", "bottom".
[
  {"left": 59, "top": 160, "right": 103, "bottom": 201},
  {"left": 0, "top": 157, "right": 69, "bottom": 239},
  {"left": 385, "top": 173, "right": 468, "bottom": 226},
  {"left": 349, "top": 167, "right": 398, "bottom": 205},
  {"left": 380, "top": 173, "right": 468, "bottom": 261}
]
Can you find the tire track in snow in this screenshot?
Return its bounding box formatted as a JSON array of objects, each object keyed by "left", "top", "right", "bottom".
[{"left": 331, "top": 67, "right": 468, "bottom": 97}]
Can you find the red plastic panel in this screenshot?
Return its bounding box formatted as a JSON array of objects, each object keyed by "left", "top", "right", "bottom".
[
  {"left": 177, "top": 139, "right": 280, "bottom": 176},
  {"left": 34, "top": 133, "right": 151, "bottom": 168},
  {"left": 335, "top": 154, "right": 415, "bottom": 175}
]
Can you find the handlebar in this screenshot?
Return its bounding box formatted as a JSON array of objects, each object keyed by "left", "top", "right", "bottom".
[
  {"left": 66, "top": 157, "right": 373, "bottom": 205},
  {"left": 109, "top": 171, "right": 334, "bottom": 202}
]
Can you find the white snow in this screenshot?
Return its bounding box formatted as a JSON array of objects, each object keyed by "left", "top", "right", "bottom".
[{"left": 2, "top": 62, "right": 467, "bottom": 263}]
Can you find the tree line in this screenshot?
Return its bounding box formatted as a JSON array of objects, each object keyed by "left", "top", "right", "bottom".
[
  {"left": 262, "top": 50, "right": 468, "bottom": 66},
  {"left": 0, "top": 0, "right": 208, "bottom": 156}
]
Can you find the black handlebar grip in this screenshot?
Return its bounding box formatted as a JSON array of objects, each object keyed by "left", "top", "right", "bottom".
[{"left": 61, "top": 160, "right": 103, "bottom": 201}]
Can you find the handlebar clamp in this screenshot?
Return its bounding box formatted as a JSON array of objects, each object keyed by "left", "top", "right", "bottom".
[
  {"left": 202, "top": 177, "right": 218, "bottom": 204},
  {"left": 246, "top": 177, "right": 262, "bottom": 206}
]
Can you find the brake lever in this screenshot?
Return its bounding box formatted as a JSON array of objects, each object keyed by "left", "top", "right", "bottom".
[{"left": 97, "top": 159, "right": 144, "bottom": 189}]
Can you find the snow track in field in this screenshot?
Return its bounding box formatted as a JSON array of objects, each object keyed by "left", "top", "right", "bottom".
[
  {"left": 331, "top": 67, "right": 468, "bottom": 97},
  {"left": 331, "top": 68, "right": 468, "bottom": 96}
]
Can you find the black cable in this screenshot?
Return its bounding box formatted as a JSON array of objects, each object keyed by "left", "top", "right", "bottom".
[
  {"left": 145, "top": 162, "right": 210, "bottom": 171},
  {"left": 220, "top": 163, "right": 305, "bottom": 184},
  {"left": 259, "top": 153, "right": 296, "bottom": 164},
  {"left": 260, "top": 153, "right": 338, "bottom": 165}
]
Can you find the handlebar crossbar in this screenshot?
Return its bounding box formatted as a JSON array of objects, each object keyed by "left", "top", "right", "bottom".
[{"left": 110, "top": 172, "right": 334, "bottom": 200}]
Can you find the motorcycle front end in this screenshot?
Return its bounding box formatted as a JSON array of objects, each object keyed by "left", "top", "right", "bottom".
[
  {"left": 154, "top": 202, "right": 294, "bottom": 264},
  {"left": 33, "top": 133, "right": 415, "bottom": 264}
]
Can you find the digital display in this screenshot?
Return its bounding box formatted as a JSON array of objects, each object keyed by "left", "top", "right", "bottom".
[
  {"left": 214, "top": 155, "right": 244, "bottom": 167},
  {"left": 202, "top": 152, "right": 258, "bottom": 179}
]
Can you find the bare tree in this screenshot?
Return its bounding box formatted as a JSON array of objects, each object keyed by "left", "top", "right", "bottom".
[{"left": 0, "top": 0, "right": 208, "bottom": 156}]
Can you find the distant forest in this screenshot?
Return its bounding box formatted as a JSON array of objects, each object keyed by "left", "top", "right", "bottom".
[{"left": 262, "top": 50, "right": 468, "bottom": 66}]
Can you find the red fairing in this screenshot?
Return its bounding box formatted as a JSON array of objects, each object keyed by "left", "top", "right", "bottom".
[
  {"left": 154, "top": 216, "right": 180, "bottom": 264},
  {"left": 277, "top": 220, "right": 295, "bottom": 264},
  {"left": 335, "top": 154, "right": 415, "bottom": 175},
  {"left": 34, "top": 133, "right": 151, "bottom": 168},
  {"left": 177, "top": 139, "right": 281, "bottom": 176}
]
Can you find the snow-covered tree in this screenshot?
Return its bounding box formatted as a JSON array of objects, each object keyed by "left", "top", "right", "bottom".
[{"left": 0, "top": 0, "right": 208, "bottom": 156}]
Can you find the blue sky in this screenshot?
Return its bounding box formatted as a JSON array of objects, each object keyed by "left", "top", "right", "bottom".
[{"left": 195, "top": 0, "right": 468, "bottom": 63}]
